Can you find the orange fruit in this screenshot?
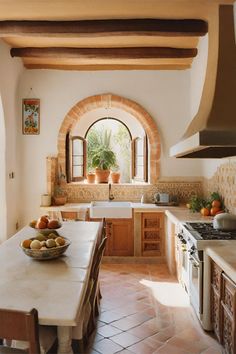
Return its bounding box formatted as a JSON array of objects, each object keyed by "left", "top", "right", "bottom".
[
  {"left": 201, "top": 208, "right": 210, "bottom": 216},
  {"left": 210, "top": 207, "right": 221, "bottom": 216},
  {"left": 212, "top": 200, "right": 221, "bottom": 208},
  {"left": 21, "top": 239, "right": 32, "bottom": 249}
]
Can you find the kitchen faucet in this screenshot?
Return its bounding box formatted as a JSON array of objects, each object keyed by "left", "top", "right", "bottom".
[{"left": 108, "top": 183, "right": 114, "bottom": 201}]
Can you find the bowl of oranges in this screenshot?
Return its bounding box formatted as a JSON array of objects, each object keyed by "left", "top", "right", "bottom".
[{"left": 20, "top": 231, "right": 70, "bottom": 260}]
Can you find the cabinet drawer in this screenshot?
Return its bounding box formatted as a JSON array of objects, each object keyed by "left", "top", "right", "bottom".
[
  {"left": 222, "top": 273, "right": 236, "bottom": 316},
  {"left": 142, "top": 213, "right": 163, "bottom": 229},
  {"left": 143, "top": 230, "right": 161, "bottom": 241},
  {"left": 211, "top": 261, "right": 222, "bottom": 295},
  {"left": 142, "top": 241, "right": 161, "bottom": 256}
]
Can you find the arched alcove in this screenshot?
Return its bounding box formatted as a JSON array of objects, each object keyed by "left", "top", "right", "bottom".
[{"left": 57, "top": 93, "right": 161, "bottom": 183}]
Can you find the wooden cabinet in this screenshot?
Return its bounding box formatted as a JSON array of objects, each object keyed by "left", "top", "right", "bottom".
[
  {"left": 211, "top": 261, "right": 223, "bottom": 343},
  {"left": 211, "top": 260, "right": 236, "bottom": 354},
  {"left": 104, "top": 219, "right": 134, "bottom": 256},
  {"left": 141, "top": 213, "right": 164, "bottom": 256}
]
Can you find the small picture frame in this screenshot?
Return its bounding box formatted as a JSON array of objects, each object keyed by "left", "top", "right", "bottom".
[{"left": 22, "top": 98, "right": 40, "bottom": 135}]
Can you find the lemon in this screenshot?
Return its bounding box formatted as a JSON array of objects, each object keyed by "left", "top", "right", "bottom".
[
  {"left": 46, "top": 239, "right": 56, "bottom": 248},
  {"left": 35, "top": 234, "right": 46, "bottom": 241},
  {"left": 30, "top": 240, "right": 41, "bottom": 249},
  {"left": 55, "top": 237, "right": 65, "bottom": 246}
]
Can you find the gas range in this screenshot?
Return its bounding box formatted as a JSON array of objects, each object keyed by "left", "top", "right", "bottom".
[
  {"left": 176, "top": 221, "right": 236, "bottom": 329},
  {"left": 180, "top": 221, "right": 236, "bottom": 252}
]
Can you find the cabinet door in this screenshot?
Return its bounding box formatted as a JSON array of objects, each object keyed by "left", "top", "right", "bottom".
[
  {"left": 141, "top": 213, "right": 164, "bottom": 256},
  {"left": 211, "top": 261, "right": 223, "bottom": 343},
  {"left": 221, "top": 273, "right": 236, "bottom": 354},
  {"left": 105, "top": 219, "right": 133, "bottom": 256}
]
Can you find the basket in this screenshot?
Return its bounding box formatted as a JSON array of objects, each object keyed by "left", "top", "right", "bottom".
[{"left": 20, "top": 237, "right": 71, "bottom": 260}]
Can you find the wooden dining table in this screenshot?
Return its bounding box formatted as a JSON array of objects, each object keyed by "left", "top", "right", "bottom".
[{"left": 0, "top": 221, "right": 101, "bottom": 354}]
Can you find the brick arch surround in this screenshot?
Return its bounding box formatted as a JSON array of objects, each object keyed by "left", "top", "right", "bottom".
[{"left": 57, "top": 93, "right": 161, "bottom": 183}]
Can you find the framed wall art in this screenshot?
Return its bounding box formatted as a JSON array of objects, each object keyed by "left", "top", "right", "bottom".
[{"left": 22, "top": 98, "right": 40, "bottom": 135}]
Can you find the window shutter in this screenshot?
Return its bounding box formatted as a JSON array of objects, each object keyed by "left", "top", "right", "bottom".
[
  {"left": 70, "top": 136, "right": 87, "bottom": 182},
  {"left": 131, "top": 135, "right": 147, "bottom": 182}
]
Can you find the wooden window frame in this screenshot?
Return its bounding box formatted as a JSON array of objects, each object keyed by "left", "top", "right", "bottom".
[
  {"left": 132, "top": 135, "right": 148, "bottom": 182},
  {"left": 69, "top": 136, "right": 87, "bottom": 182}
]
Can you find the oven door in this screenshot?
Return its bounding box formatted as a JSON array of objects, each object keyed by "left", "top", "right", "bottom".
[
  {"left": 175, "top": 235, "right": 189, "bottom": 293},
  {"left": 189, "top": 252, "right": 203, "bottom": 318}
]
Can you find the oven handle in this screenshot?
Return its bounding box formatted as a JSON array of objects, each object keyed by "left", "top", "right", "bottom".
[{"left": 189, "top": 256, "right": 200, "bottom": 268}]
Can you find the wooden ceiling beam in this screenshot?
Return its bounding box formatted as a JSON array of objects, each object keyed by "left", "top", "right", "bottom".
[
  {"left": 0, "top": 19, "right": 208, "bottom": 37},
  {"left": 11, "top": 47, "right": 198, "bottom": 59}
]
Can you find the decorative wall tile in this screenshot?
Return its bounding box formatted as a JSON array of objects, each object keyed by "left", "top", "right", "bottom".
[{"left": 203, "top": 161, "right": 236, "bottom": 213}]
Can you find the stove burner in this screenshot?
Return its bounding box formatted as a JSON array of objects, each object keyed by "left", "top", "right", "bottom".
[{"left": 185, "top": 222, "right": 236, "bottom": 240}]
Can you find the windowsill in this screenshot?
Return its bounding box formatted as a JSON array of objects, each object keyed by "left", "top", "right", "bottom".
[{"left": 67, "top": 181, "right": 151, "bottom": 186}]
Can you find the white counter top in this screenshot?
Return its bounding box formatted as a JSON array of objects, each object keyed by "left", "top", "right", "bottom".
[{"left": 206, "top": 244, "right": 236, "bottom": 283}]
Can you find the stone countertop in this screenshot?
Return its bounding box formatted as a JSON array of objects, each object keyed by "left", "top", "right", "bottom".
[
  {"left": 41, "top": 202, "right": 214, "bottom": 224},
  {"left": 206, "top": 244, "right": 236, "bottom": 283}
]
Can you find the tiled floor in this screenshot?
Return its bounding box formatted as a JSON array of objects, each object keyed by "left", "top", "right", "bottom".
[{"left": 83, "top": 263, "right": 222, "bottom": 354}]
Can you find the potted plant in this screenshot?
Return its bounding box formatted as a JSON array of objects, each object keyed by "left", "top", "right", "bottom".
[
  {"left": 86, "top": 170, "right": 96, "bottom": 184},
  {"left": 111, "top": 164, "right": 121, "bottom": 183},
  {"left": 91, "top": 146, "right": 116, "bottom": 183}
]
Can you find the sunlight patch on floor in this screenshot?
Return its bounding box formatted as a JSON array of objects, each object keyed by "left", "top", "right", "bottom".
[{"left": 140, "top": 279, "right": 190, "bottom": 308}]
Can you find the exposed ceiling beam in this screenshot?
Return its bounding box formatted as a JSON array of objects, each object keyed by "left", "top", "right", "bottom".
[
  {"left": 0, "top": 19, "right": 208, "bottom": 37},
  {"left": 24, "top": 63, "right": 191, "bottom": 70},
  {"left": 10, "top": 47, "right": 198, "bottom": 59}
]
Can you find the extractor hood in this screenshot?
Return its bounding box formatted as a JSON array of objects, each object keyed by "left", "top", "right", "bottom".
[{"left": 170, "top": 5, "right": 236, "bottom": 158}]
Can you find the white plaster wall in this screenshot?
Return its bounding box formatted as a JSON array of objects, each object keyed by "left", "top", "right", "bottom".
[
  {"left": 0, "top": 40, "right": 23, "bottom": 239},
  {"left": 18, "top": 69, "right": 203, "bottom": 224}
]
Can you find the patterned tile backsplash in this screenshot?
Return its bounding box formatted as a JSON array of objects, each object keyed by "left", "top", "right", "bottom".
[
  {"left": 203, "top": 160, "right": 236, "bottom": 213},
  {"left": 47, "top": 157, "right": 236, "bottom": 211},
  {"left": 46, "top": 157, "right": 203, "bottom": 204}
]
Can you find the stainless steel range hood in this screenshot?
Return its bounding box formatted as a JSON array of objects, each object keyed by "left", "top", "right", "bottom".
[{"left": 170, "top": 5, "right": 236, "bottom": 158}]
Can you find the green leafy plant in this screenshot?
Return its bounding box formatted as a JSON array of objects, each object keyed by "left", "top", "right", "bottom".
[
  {"left": 188, "top": 195, "right": 207, "bottom": 212},
  {"left": 89, "top": 128, "right": 117, "bottom": 170},
  {"left": 91, "top": 146, "right": 116, "bottom": 170}
]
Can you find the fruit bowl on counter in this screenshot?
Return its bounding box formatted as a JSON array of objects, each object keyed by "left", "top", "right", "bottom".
[
  {"left": 20, "top": 231, "right": 70, "bottom": 260},
  {"left": 29, "top": 215, "right": 62, "bottom": 231}
]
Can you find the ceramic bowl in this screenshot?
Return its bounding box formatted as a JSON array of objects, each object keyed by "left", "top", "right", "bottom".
[{"left": 20, "top": 236, "right": 71, "bottom": 260}]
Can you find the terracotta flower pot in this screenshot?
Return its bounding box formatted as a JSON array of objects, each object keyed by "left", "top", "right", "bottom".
[
  {"left": 53, "top": 195, "right": 67, "bottom": 206},
  {"left": 87, "top": 173, "right": 96, "bottom": 183},
  {"left": 95, "top": 168, "right": 110, "bottom": 183},
  {"left": 111, "top": 171, "right": 121, "bottom": 183}
]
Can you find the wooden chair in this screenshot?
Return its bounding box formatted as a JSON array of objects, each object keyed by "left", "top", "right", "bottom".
[
  {"left": 0, "top": 308, "right": 57, "bottom": 354},
  {"left": 88, "top": 235, "right": 107, "bottom": 334},
  {"left": 60, "top": 209, "right": 89, "bottom": 221},
  {"left": 72, "top": 220, "right": 107, "bottom": 351},
  {"left": 0, "top": 308, "right": 40, "bottom": 354}
]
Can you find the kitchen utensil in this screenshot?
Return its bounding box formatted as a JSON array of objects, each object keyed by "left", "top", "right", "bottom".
[
  {"left": 213, "top": 212, "right": 236, "bottom": 231},
  {"left": 154, "top": 193, "right": 170, "bottom": 204}
]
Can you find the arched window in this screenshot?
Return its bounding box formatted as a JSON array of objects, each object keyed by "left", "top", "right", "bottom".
[{"left": 66, "top": 117, "right": 148, "bottom": 183}]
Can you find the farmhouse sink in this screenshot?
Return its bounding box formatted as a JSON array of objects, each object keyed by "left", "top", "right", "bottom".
[{"left": 90, "top": 201, "right": 132, "bottom": 219}]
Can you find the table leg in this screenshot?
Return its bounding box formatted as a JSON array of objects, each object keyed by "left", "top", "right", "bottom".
[{"left": 57, "top": 326, "right": 73, "bottom": 354}]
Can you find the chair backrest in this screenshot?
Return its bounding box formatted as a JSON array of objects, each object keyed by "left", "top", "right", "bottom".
[
  {"left": 91, "top": 236, "right": 107, "bottom": 281},
  {"left": 61, "top": 209, "right": 89, "bottom": 221},
  {"left": 0, "top": 308, "right": 40, "bottom": 354}
]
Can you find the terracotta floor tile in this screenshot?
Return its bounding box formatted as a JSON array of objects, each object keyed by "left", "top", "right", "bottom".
[
  {"left": 97, "top": 324, "right": 122, "bottom": 338},
  {"left": 99, "top": 310, "right": 125, "bottom": 324},
  {"left": 83, "top": 264, "right": 223, "bottom": 354},
  {"left": 111, "top": 332, "right": 141, "bottom": 347},
  {"left": 92, "top": 338, "right": 123, "bottom": 354},
  {"left": 128, "top": 339, "right": 163, "bottom": 354},
  {"left": 153, "top": 343, "right": 192, "bottom": 354},
  {"left": 127, "top": 323, "right": 159, "bottom": 339}
]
